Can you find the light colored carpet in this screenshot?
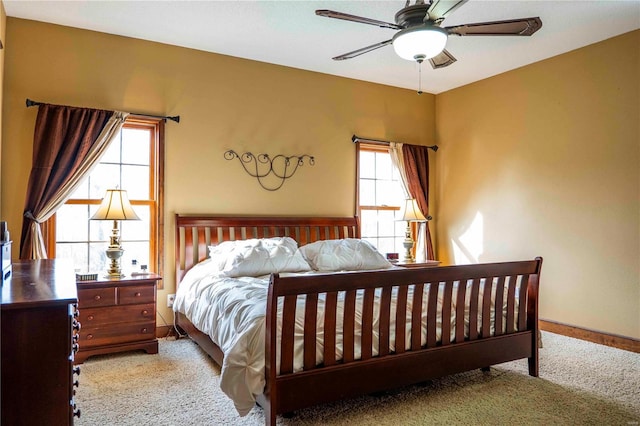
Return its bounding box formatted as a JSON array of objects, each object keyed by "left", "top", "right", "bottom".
[{"left": 76, "top": 332, "right": 639, "bottom": 425}]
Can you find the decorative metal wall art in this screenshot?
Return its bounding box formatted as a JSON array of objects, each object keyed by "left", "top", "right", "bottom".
[{"left": 224, "top": 150, "right": 315, "bottom": 191}]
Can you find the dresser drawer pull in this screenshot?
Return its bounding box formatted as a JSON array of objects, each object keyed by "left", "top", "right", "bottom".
[
  {"left": 142, "top": 310, "right": 149, "bottom": 316},
  {"left": 87, "top": 315, "right": 94, "bottom": 321},
  {"left": 94, "top": 295, "right": 101, "bottom": 301},
  {"left": 87, "top": 334, "right": 94, "bottom": 340},
  {"left": 135, "top": 292, "right": 142, "bottom": 297},
  {"left": 141, "top": 328, "right": 148, "bottom": 333}
]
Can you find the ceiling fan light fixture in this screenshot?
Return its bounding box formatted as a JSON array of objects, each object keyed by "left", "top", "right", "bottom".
[{"left": 392, "top": 25, "right": 448, "bottom": 62}]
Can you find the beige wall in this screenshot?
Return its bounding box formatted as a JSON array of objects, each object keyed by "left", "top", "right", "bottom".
[
  {"left": 435, "top": 31, "right": 640, "bottom": 339},
  {"left": 3, "top": 17, "right": 637, "bottom": 340},
  {"left": 0, "top": 1, "right": 5, "bottom": 215},
  {"left": 1, "top": 18, "right": 435, "bottom": 323}
]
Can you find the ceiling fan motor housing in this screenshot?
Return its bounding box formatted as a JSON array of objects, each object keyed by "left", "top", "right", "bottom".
[{"left": 394, "top": 4, "right": 433, "bottom": 28}]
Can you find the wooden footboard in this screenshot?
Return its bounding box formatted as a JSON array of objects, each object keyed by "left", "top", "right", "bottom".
[{"left": 261, "top": 258, "right": 543, "bottom": 425}]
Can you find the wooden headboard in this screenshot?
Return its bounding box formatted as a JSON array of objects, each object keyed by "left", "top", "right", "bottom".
[{"left": 175, "top": 214, "right": 360, "bottom": 284}]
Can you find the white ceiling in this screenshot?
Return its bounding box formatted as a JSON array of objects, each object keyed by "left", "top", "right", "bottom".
[{"left": 4, "top": 1, "right": 640, "bottom": 94}]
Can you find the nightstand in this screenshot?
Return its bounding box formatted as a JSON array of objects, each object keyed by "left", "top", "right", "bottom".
[
  {"left": 75, "top": 273, "right": 161, "bottom": 363},
  {"left": 396, "top": 260, "right": 441, "bottom": 268}
]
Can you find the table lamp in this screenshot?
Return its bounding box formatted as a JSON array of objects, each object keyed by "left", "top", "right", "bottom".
[
  {"left": 400, "top": 198, "right": 427, "bottom": 263},
  {"left": 91, "top": 189, "right": 140, "bottom": 277}
]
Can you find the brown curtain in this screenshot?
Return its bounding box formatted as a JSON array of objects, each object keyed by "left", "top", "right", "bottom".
[
  {"left": 20, "top": 104, "right": 124, "bottom": 259},
  {"left": 402, "top": 144, "right": 435, "bottom": 260}
]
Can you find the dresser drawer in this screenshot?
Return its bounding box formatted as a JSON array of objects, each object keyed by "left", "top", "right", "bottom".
[
  {"left": 78, "top": 322, "right": 156, "bottom": 348},
  {"left": 78, "top": 287, "right": 116, "bottom": 307},
  {"left": 79, "top": 303, "right": 155, "bottom": 327},
  {"left": 118, "top": 285, "right": 155, "bottom": 305}
]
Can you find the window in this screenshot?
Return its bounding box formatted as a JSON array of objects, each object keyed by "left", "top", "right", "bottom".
[
  {"left": 48, "top": 118, "right": 164, "bottom": 279},
  {"left": 357, "top": 143, "right": 406, "bottom": 256}
]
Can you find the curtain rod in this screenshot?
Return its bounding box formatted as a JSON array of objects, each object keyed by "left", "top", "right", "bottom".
[
  {"left": 352, "top": 134, "right": 438, "bottom": 151},
  {"left": 25, "top": 98, "right": 180, "bottom": 123}
]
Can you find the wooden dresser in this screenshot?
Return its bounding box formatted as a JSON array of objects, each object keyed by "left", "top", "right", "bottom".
[
  {"left": 75, "top": 273, "right": 160, "bottom": 363},
  {"left": 1, "top": 259, "right": 81, "bottom": 425}
]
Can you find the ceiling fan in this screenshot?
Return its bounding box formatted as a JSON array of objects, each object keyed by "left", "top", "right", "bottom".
[{"left": 316, "top": 0, "right": 542, "bottom": 69}]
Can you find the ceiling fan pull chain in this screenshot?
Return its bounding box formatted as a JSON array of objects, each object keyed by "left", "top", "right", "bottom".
[{"left": 417, "top": 60, "right": 423, "bottom": 95}]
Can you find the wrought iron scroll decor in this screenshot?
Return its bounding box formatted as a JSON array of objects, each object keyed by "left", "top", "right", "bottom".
[{"left": 224, "top": 150, "right": 315, "bottom": 191}]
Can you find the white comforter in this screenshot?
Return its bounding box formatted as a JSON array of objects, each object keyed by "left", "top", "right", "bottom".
[{"left": 173, "top": 259, "right": 517, "bottom": 416}]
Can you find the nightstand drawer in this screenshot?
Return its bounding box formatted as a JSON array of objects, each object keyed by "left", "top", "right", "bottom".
[
  {"left": 79, "top": 303, "right": 155, "bottom": 326},
  {"left": 79, "top": 322, "right": 156, "bottom": 348},
  {"left": 118, "top": 285, "right": 155, "bottom": 305},
  {"left": 78, "top": 287, "right": 116, "bottom": 307}
]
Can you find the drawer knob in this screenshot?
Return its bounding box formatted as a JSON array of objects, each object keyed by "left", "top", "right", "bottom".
[
  {"left": 142, "top": 328, "right": 148, "bottom": 333},
  {"left": 87, "top": 334, "right": 94, "bottom": 340},
  {"left": 94, "top": 295, "right": 101, "bottom": 301},
  {"left": 142, "top": 310, "right": 148, "bottom": 316},
  {"left": 135, "top": 292, "right": 141, "bottom": 297},
  {"left": 87, "top": 315, "right": 94, "bottom": 321}
]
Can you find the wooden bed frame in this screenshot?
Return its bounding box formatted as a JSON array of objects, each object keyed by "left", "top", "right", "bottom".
[{"left": 174, "top": 214, "right": 543, "bottom": 425}]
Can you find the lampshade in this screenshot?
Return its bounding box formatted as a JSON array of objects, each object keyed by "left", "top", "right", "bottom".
[
  {"left": 392, "top": 25, "right": 448, "bottom": 62},
  {"left": 401, "top": 198, "right": 427, "bottom": 222},
  {"left": 91, "top": 189, "right": 140, "bottom": 221}
]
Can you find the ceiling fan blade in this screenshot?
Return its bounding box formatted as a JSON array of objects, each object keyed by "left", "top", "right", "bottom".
[
  {"left": 446, "top": 17, "right": 542, "bottom": 36},
  {"left": 332, "top": 39, "right": 393, "bottom": 61},
  {"left": 316, "top": 10, "right": 402, "bottom": 30},
  {"left": 428, "top": 49, "right": 457, "bottom": 69},
  {"left": 427, "top": 0, "right": 469, "bottom": 22}
]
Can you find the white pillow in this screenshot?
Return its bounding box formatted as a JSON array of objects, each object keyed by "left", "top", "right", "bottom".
[
  {"left": 210, "top": 237, "right": 311, "bottom": 278},
  {"left": 208, "top": 240, "right": 240, "bottom": 272},
  {"left": 299, "top": 239, "right": 392, "bottom": 272}
]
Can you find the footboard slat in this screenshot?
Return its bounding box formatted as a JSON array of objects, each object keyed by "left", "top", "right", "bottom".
[
  {"left": 343, "top": 290, "right": 356, "bottom": 362},
  {"left": 323, "top": 292, "right": 337, "bottom": 366},
  {"left": 442, "top": 281, "right": 454, "bottom": 345},
  {"left": 411, "top": 283, "right": 424, "bottom": 351},
  {"left": 482, "top": 276, "right": 494, "bottom": 338},
  {"left": 426, "top": 283, "right": 438, "bottom": 348},
  {"left": 379, "top": 286, "right": 392, "bottom": 356},
  {"left": 494, "top": 276, "right": 505, "bottom": 335},
  {"left": 395, "top": 285, "right": 408, "bottom": 354},
  {"left": 506, "top": 276, "right": 517, "bottom": 333},
  {"left": 454, "top": 280, "right": 466, "bottom": 344},
  {"left": 280, "top": 295, "right": 297, "bottom": 374},
  {"left": 469, "top": 278, "right": 481, "bottom": 341},
  {"left": 303, "top": 293, "right": 318, "bottom": 370},
  {"left": 361, "top": 287, "right": 375, "bottom": 360},
  {"left": 518, "top": 275, "right": 529, "bottom": 332}
]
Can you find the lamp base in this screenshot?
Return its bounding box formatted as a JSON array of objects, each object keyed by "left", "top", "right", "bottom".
[
  {"left": 105, "top": 246, "right": 124, "bottom": 278},
  {"left": 402, "top": 238, "right": 415, "bottom": 263},
  {"left": 402, "top": 221, "right": 415, "bottom": 263}
]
